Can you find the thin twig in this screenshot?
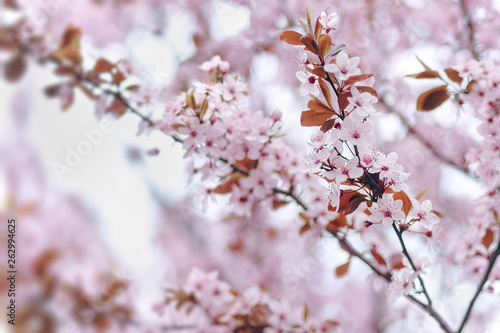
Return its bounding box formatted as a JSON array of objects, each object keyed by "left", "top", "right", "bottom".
[
  {"left": 392, "top": 223, "right": 433, "bottom": 306},
  {"left": 457, "top": 236, "right": 500, "bottom": 333}
]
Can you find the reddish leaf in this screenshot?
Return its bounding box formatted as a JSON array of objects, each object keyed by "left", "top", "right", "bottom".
[
  {"left": 112, "top": 70, "right": 126, "bottom": 85},
  {"left": 406, "top": 70, "right": 441, "bottom": 79},
  {"left": 415, "top": 189, "right": 428, "bottom": 201},
  {"left": 305, "top": 6, "right": 313, "bottom": 32},
  {"left": 319, "top": 34, "right": 332, "bottom": 57},
  {"left": 320, "top": 119, "right": 335, "bottom": 132},
  {"left": 108, "top": 97, "right": 128, "bottom": 117},
  {"left": 272, "top": 199, "right": 289, "bottom": 209},
  {"left": 390, "top": 253, "right": 405, "bottom": 269},
  {"left": 370, "top": 247, "right": 387, "bottom": 266},
  {"left": 393, "top": 191, "right": 412, "bottom": 216},
  {"left": 5, "top": 53, "right": 26, "bottom": 81},
  {"left": 335, "top": 260, "right": 350, "bottom": 277},
  {"left": 344, "top": 195, "right": 367, "bottom": 215},
  {"left": 318, "top": 78, "right": 333, "bottom": 107},
  {"left": 326, "top": 213, "right": 348, "bottom": 233},
  {"left": 299, "top": 33, "right": 319, "bottom": 55},
  {"left": 55, "top": 65, "right": 77, "bottom": 76},
  {"left": 356, "top": 86, "right": 378, "bottom": 97},
  {"left": 311, "top": 67, "right": 326, "bottom": 78},
  {"left": 338, "top": 91, "right": 350, "bottom": 111},
  {"left": 233, "top": 157, "right": 258, "bottom": 173},
  {"left": 300, "top": 110, "right": 333, "bottom": 127},
  {"left": 482, "top": 229, "right": 494, "bottom": 249},
  {"left": 214, "top": 175, "right": 240, "bottom": 194},
  {"left": 416, "top": 55, "right": 432, "bottom": 71},
  {"left": 416, "top": 85, "right": 449, "bottom": 112},
  {"left": 278, "top": 30, "right": 303, "bottom": 45},
  {"left": 337, "top": 191, "right": 366, "bottom": 214},
  {"left": 300, "top": 222, "right": 312, "bottom": 235},
  {"left": 44, "top": 84, "right": 61, "bottom": 98},
  {"left": 344, "top": 74, "right": 374, "bottom": 86},
  {"left": 299, "top": 212, "right": 311, "bottom": 224},
  {"left": 444, "top": 68, "right": 463, "bottom": 84},
  {"left": 465, "top": 80, "right": 475, "bottom": 94},
  {"left": 94, "top": 58, "right": 114, "bottom": 74},
  {"left": 308, "top": 99, "right": 334, "bottom": 114}
]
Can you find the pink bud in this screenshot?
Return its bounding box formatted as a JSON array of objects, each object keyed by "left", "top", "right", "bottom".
[{"left": 271, "top": 110, "right": 282, "bottom": 122}]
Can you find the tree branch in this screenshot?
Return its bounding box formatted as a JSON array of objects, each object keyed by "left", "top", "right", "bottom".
[{"left": 457, "top": 236, "right": 500, "bottom": 333}]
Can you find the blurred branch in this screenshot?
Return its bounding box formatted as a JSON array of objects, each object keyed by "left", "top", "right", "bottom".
[
  {"left": 459, "top": 0, "right": 479, "bottom": 60},
  {"left": 457, "top": 235, "right": 500, "bottom": 333},
  {"left": 378, "top": 98, "right": 473, "bottom": 177}
]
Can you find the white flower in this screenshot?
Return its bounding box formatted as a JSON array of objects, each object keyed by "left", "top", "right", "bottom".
[
  {"left": 295, "top": 71, "right": 320, "bottom": 96},
  {"left": 324, "top": 51, "right": 361, "bottom": 81},
  {"left": 319, "top": 11, "right": 339, "bottom": 34}
]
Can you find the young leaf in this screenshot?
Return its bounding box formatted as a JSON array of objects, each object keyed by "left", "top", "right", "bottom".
[
  {"left": 94, "top": 58, "right": 114, "bottom": 74},
  {"left": 300, "top": 110, "right": 333, "bottom": 127},
  {"left": 109, "top": 96, "right": 128, "bottom": 117},
  {"left": 319, "top": 34, "right": 332, "bottom": 58},
  {"left": 416, "top": 55, "right": 432, "bottom": 71},
  {"left": 393, "top": 191, "right": 412, "bottom": 216},
  {"left": 318, "top": 78, "right": 333, "bottom": 107},
  {"left": 370, "top": 247, "right": 387, "bottom": 266},
  {"left": 415, "top": 189, "right": 428, "bottom": 201},
  {"left": 279, "top": 30, "right": 303, "bottom": 45},
  {"left": 344, "top": 74, "right": 374, "bottom": 86},
  {"left": 416, "top": 85, "right": 449, "bottom": 112},
  {"left": 482, "top": 228, "right": 494, "bottom": 249},
  {"left": 335, "top": 260, "right": 350, "bottom": 277},
  {"left": 308, "top": 99, "right": 334, "bottom": 114},
  {"left": 300, "top": 33, "right": 319, "bottom": 55},
  {"left": 405, "top": 70, "right": 441, "bottom": 79},
  {"left": 356, "top": 86, "right": 378, "bottom": 97},
  {"left": 444, "top": 68, "right": 463, "bottom": 84},
  {"left": 5, "top": 54, "right": 26, "bottom": 81},
  {"left": 320, "top": 119, "right": 335, "bottom": 132}
]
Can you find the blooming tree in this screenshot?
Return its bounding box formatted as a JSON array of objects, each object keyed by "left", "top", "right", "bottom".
[{"left": 1, "top": 0, "right": 500, "bottom": 332}]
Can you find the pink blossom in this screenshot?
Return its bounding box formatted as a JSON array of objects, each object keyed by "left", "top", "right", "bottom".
[
  {"left": 324, "top": 51, "right": 361, "bottom": 81},
  {"left": 199, "top": 55, "right": 230, "bottom": 74},
  {"left": 319, "top": 11, "right": 339, "bottom": 34},
  {"left": 347, "top": 86, "right": 378, "bottom": 117},
  {"left": 295, "top": 71, "right": 320, "bottom": 96},
  {"left": 369, "top": 193, "right": 405, "bottom": 227},
  {"left": 410, "top": 199, "right": 439, "bottom": 228}
]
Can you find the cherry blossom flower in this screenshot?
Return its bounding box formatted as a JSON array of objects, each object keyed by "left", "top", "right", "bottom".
[
  {"left": 324, "top": 51, "right": 361, "bottom": 81},
  {"left": 295, "top": 70, "right": 320, "bottom": 96},
  {"left": 336, "top": 116, "right": 374, "bottom": 148},
  {"left": 369, "top": 193, "right": 405, "bottom": 227},
  {"left": 240, "top": 168, "right": 277, "bottom": 199},
  {"left": 199, "top": 54, "right": 230, "bottom": 74},
  {"left": 324, "top": 157, "right": 363, "bottom": 183},
  {"left": 319, "top": 11, "right": 339, "bottom": 34},
  {"left": 410, "top": 199, "right": 439, "bottom": 228},
  {"left": 347, "top": 86, "right": 378, "bottom": 117},
  {"left": 221, "top": 75, "right": 246, "bottom": 101}
]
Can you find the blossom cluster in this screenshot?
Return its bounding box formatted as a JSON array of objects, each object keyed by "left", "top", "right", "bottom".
[{"left": 162, "top": 268, "right": 339, "bottom": 332}]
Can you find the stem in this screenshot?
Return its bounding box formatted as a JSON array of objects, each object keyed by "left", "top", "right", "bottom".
[
  {"left": 329, "top": 230, "right": 392, "bottom": 281},
  {"left": 392, "top": 223, "right": 433, "bottom": 306},
  {"left": 457, "top": 237, "right": 500, "bottom": 333}
]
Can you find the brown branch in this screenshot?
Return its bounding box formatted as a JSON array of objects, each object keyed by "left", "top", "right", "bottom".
[{"left": 457, "top": 236, "right": 500, "bottom": 333}]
